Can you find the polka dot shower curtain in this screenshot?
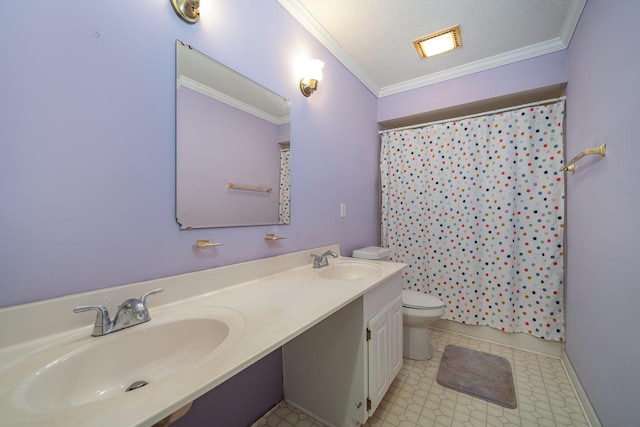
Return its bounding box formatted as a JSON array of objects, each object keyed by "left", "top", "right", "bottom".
[
  {"left": 380, "top": 100, "right": 565, "bottom": 340},
  {"left": 279, "top": 148, "right": 291, "bottom": 224}
]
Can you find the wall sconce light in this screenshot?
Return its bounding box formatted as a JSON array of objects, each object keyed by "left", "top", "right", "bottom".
[
  {"left": 299, "top": 59, "right": 324, "bottom": 97},
  {"left": 171, "top": 0, "right": 200, "bottom": 24}
]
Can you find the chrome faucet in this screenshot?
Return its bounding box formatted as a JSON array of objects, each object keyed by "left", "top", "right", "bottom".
[
  {"left": 310, "top": 250, "right": 339, "bottom": 268},
  {"left": 73, "top": 288, "right": 163, "bottom": 337}
]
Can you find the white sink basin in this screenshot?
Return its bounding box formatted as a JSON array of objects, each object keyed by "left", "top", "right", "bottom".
[
  {"left": 8, "top": 307, "right": 245, "bottom": 413},
  {"left": 317, "top": 261, "right": 383, "bottom": 280}
]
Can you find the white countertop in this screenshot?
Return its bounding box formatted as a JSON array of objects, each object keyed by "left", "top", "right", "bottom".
[{"left": 0, "top": 245, "right": 405, "bottom": 426}]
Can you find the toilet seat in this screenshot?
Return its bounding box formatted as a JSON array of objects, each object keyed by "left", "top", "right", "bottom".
[{"left": 402, "top": 290, "right": 443, "bottom": 309}]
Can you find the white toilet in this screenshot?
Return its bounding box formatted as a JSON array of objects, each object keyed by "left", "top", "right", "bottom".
[
  {"left": 352, "top": 246, "right": 445, "bottom": 361},
  {"left": 401, "top": 290, "right": 444, "bottom": 360}
]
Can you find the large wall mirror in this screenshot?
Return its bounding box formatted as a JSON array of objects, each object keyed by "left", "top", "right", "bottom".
[{"left": 175, "top": 40, "right": 291, "bottom": 229}]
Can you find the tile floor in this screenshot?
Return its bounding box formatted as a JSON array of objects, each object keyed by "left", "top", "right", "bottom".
[{"left": 253, "top": 328, "right": 590, "bottom": 427}]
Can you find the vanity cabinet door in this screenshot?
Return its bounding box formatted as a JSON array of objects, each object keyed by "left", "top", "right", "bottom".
[
  {"left": 367, "top": 304, "right": 390, "bottom": 413},
  {"left": 367, "top": 294, "right": 403, "bottom": 416}
]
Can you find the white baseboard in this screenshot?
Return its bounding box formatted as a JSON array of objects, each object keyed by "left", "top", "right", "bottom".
[
  {"left": 431, "top": 319, "right": 563, "bottom": 357},
  {"left": 561, "top": 351, "right": 602, "bottom": 427},
  {"left": 284, "top": 399, "right": 336, "bottom": 427}
]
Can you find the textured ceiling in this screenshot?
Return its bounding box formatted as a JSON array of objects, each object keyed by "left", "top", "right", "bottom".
[{"left": 277, "top": 0, "right": 586, "bottom": 98}]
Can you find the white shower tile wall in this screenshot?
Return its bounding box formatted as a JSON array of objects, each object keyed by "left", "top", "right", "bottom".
[{"left": 253, "top": 329, "right": 589, "bottom": 427}]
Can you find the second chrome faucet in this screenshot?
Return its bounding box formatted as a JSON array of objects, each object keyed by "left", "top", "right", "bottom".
[
  {"left": 310, "top": 250, "right": 338, "bottom": 268},
  {"left": 73, "top": 288, "right": 163, "bottom": 337}
]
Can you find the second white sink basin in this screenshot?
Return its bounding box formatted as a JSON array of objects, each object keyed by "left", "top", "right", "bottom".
[
  {"left": 9, "top": 307, "right": 245, "bottom": 413},
  {"left": 317, "top": 261, "right": 383, "bottom": 280}
]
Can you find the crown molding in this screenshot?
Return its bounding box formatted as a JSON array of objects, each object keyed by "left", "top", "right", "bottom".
[
  {"left": 378, "top": 38, "right": 567, "bottom": 98},
  {"left": 177, "top": 75, "right": 290, "bottom": 125},
  {"left": 276, "top": 0, "right": 380, "bottom": 95},
  {"left": 560, "top": 0, "right": 587, "bottom": 45},
  {"left": 278, "top": 0, "right": 586, "bottom": 99}
]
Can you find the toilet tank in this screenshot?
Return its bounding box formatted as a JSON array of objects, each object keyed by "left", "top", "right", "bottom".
[{"left": 352, "top": 246, "right": 391, "bottom": 261}]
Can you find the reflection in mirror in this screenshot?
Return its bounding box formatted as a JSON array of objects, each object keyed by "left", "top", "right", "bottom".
[{"left": 175, "top": 40, "right": 291, "bottom": 229}]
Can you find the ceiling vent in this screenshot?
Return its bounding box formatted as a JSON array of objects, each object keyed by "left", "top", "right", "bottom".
[{"left": 413, "top": 25, "right": 462, "bottom": 59}]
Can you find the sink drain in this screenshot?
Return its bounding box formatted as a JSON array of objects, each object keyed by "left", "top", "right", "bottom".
[{"left": 126, "top": 380, "right": 149, "bottom": 392}]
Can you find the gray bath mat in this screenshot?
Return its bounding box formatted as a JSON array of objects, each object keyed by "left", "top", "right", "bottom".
[{"left": 437, "top": 344, "right": 517, "bottom": 408}]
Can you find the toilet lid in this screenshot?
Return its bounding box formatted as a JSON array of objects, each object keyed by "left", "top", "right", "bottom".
[
  {"left": 352, "top": 246, "right": 390, "bottom": 260},
  {"left": 402, "top": 290, "right": 443, "bottom": 309}
]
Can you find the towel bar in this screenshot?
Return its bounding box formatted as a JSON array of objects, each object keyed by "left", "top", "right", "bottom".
[
  {"left": 560, "top": 144, "right": 606, "bottom": 173},
  {"left": 265, "top": 233, "right": 286, "bottom": 241},
  {"left": 227, "top": 182, "right": 273, "bottom": 192},
  {"left": 194, "top": 239, "right": 223, "bottom": 248}
]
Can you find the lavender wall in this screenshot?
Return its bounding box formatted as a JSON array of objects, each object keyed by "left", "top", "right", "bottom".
[
  {"left": 0, "top": 1, "right": 380, "bottom": 309},
  {"left": 565, "top": 0, "right": 640, "bottom": 425},
  {"left": 1, "top": 3, "right": 380, "bottom": 425},
  {"left": 377, "top": 50, "right": 569, "bottom": 123},
  {"left": 176, "top": 87, "right": 281, "bottom": 227},
  {"left": 173, "top": 348, "right": 283, "bottom": 427}
]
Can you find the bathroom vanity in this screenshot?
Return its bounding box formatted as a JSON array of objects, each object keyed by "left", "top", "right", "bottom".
[{"left": 0, "top": 245, "right": 405, "bottom": 426}]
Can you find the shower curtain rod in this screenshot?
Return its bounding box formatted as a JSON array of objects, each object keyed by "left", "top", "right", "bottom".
[{"left": 378, "top": 96, "right": 566, "bottom": 135}]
